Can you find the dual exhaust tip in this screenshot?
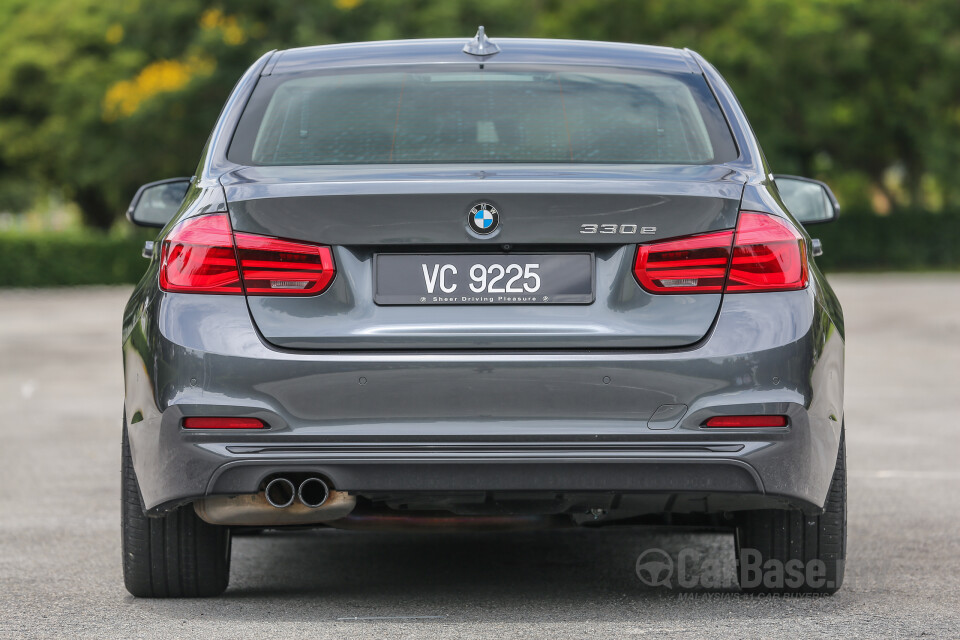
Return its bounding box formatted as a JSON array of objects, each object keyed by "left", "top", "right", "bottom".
[{"left": 264, "top": 476, "right": 330, "bottom": 509}]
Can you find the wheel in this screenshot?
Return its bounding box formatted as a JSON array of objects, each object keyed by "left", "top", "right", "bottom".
[
  {"left": 122, "top": 417, "right": 231, "bottom": 597},
  {"left": 736, "top": 428, "right": 846, "bottom": 594}
]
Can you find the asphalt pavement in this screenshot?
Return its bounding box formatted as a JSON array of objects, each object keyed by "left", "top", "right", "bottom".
[{"left": 1, "top": 275, "right": 959, "bottom": 638}]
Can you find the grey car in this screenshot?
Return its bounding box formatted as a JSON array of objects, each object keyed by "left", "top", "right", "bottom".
[{"left": 121, "top": 30, "right": 845, "bottom": 597}]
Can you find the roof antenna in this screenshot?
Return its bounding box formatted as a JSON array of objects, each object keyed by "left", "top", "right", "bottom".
[{"left": 463, "top": 26, "right": 501, "bottom": 57}]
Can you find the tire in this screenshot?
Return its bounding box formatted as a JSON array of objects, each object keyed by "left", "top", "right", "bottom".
[
  {"left": 736, "top": 429, "right": 846, "bottom": 594},
  {"left": 122, "top": 418, "right": 231, "bottom": 597}
]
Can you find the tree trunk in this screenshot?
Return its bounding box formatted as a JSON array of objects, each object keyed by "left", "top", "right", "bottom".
[
  {"left": 74, "top": 187, "right": 115, "bottom": 231},
  {"left": 868, "top": 167, "right": 895, "bottom": 215}
]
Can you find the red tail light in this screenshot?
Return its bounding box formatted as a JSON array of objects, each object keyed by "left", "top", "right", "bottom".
[
  {"left": 727, "top": 212, "right": 808, "bottom": 292},
  {"left": 634, "top": 211, "right": 807, "bottom": 294},
  {"left": 633, "top": 230, "right": 734, "bottom": 293},
  {"left": 234, "top": 233, "right": 335, "bottom": 295},
  {"left": 703, "top": 415, "right": 788, "bottom": 428},
  {"left": 159, "top": 214, "right": 242, "bottom": 294},
  {"left": 182, "top": 417, "right": 266, "bottom": 429},
  {"left": 159, "top": 213, "right": 336, "bottom": 296}
]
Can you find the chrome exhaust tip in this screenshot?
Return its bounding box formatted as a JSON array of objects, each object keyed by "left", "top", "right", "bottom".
[
  {"left": 298, "top": 477, "right": 330, "bottom": 508},
  {"left": 264, "top": 477, "right": 296, "bottom": 508}
]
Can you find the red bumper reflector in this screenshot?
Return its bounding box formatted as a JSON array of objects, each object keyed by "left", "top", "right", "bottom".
[
  {"left": 703, "top": 415, "right": 788, "bottom": 428},
  {"left": 182, "top": 417, "right": 266, "bottom": 429}
]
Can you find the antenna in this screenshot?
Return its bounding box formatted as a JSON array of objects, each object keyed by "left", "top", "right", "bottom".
[{"left": 463, "top": 26, "right": 501, "bottom": 57}]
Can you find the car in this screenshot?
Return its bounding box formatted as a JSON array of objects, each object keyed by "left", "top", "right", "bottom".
[{"left": 121, "top": 29, "right": 845, "bottom": 597}]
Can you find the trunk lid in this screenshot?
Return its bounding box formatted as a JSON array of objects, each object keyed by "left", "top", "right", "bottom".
[{"left": 222, "top": 164, "right": 744, "bottom": 350}]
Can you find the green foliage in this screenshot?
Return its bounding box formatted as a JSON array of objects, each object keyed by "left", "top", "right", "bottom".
[
  {"left": 0, "top": 0, "right": 958, "bottom": 229},
  {"left": 814, "top": 211, "right": 960, "bottom": 271},
  {"left": 0, "top": 232, "right": 148, "bottom": 287}
]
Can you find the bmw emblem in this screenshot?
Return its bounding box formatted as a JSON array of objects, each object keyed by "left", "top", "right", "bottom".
[{"left": 468, "top": 202, "right": 499, "bottom": 235}]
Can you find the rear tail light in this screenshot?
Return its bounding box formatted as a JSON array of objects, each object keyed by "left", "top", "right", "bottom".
[
  {"left": 634, "top": 211, "right": 808, "bottom": 294},
  {"left": 182, "top": 417, "right": 266, "bottom": 429},
  {"left": 158, "top": 214, "right": 242, "bottom": 294},
  {"left": 633, "top": 229, "right": 734, "bottom": 293},
  {"left": 159, "top": 213, "right": 335, "bottom": 296},
  {"left": 234, "top": 233, "right": 335, "bottom": 295},
  {"left": 727, "top": 213, "right": 808, "bottom": 292},
  {"left": 703, "top": 415, "right": 788, "bottom": 428}
]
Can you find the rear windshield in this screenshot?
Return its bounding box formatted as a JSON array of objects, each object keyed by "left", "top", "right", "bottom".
[{"left": 229, "top": 66, "right": 737, "bottom": 166}]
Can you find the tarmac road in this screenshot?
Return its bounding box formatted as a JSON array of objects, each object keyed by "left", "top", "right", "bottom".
[{"left": 1, "top": 275, "right": 959, "bottom": 639}]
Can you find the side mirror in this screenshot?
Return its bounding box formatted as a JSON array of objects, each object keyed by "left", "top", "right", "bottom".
[
  {"left": 126, "top": 178, "right": 191, "bottom": 228},
  {"left": 774, "top": 175, "right": 840, "bottom": 226}
]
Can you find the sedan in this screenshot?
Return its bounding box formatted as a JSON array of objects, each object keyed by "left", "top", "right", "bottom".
[{"left": 121, "top": 29, "right": 845, "bottom": 597}]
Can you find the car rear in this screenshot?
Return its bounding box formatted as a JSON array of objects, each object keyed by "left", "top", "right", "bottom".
[{"left": 122, "top": 37, "right": 845, "bottom": 597}]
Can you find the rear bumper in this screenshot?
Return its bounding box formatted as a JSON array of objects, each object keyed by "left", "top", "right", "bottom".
[
  {"left": 122, "top": 281, "right": 844, "bottom": 516},
  {"left": 193, "top": 438, "right": 774, "bottom": 506}
]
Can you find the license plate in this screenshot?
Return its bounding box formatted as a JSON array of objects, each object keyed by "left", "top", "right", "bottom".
[{"left": 375, "top": 254, "right": 594, "bottom": 305}]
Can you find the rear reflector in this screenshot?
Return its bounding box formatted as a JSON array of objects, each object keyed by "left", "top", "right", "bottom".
[
  {"left": 182, "top": 417, "right": 266, "bottom": 429},
  {"left": 703, "top": 415, "right": 788, "bottom": 428},
  {"left": 634, "top": 211, "right": 808, "bottom": 294},
  {"left": 159, "top": 213, "right": 336, "bottom": 296}
]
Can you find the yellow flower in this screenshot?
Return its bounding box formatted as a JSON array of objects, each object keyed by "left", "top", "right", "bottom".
[
  {"left": 200, "top": 9, "right": 223, "bottom": 30},
  {"left": 221, "top": 17, "right": 247, "bottom": 46},
  {"left": 105, "top": 24, "right": 124, "bottom": 45},
  {"left": 335, "top": 0, "right": 362, "bottom": 10},
  {"left": 199, "top": 8, "right": 247, "bottom": 46},
  {"left": 102, "top": 56, "right": 216, "bottom": 121}
]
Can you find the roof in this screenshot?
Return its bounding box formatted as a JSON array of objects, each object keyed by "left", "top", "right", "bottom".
[{"left": 265, "top": 37, "right": 701, "bottom": 76}]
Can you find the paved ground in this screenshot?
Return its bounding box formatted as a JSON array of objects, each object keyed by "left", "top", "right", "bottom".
[{"left": 1, "top": 275, "right": 959, "bottom": 639}]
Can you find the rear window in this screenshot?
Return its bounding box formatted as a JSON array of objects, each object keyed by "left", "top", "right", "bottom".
[{"left": 229, "top": 66, "right": 737, "bottom": 166}]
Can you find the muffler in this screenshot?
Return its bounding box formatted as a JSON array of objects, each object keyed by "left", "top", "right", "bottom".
[{"left": 194, "top": 476, "right": 355, "bottom": 526}]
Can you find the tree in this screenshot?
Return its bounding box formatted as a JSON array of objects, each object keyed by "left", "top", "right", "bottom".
[{"left": 535, "top": 0, "right": 960, "bottom": 211}]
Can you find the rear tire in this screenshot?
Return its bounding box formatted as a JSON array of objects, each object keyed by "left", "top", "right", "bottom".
[
  {"left": 736, "top": 428, "right": 846, "bottom": 594},
  {"left": 122, "top": 418, "right": 231, "bottom": 597}
]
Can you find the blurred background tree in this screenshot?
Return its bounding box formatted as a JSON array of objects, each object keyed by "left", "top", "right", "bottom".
[{"left": 0, "top": 0, "right": 958, "bottom": 229}]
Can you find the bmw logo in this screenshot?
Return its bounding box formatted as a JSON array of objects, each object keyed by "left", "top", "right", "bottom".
[{"left": 468, "top": 202, "right": 500, "bottom": 235}]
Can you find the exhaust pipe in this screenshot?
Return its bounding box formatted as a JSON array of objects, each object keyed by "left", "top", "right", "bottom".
[
  {"left": 194, "top": 475, "right": 356, "bottom": 525},
  {"left": 298, "top": 477, "right": 329, "bottom": 508},
  {"left": 264, "top": 477, "right": 296, "bottom": 508}
]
